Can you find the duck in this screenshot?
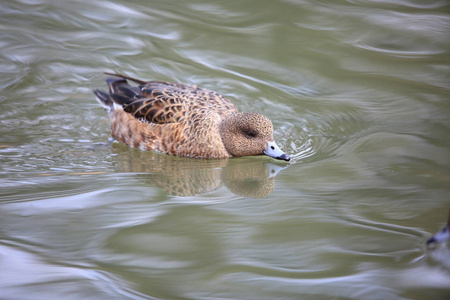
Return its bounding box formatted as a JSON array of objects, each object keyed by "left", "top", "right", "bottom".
[
  {"left": 94, "top": 73, "right": 290, "bottom": 161},
  {"left": 427, "top": 210, "right": 450, "bottom": 246}
]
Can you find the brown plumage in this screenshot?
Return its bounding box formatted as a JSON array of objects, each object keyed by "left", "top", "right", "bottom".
[{"left": 94, "top": 73, "right": 290, "bottom": 161}]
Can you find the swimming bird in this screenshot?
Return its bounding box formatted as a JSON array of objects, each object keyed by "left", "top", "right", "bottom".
[
  {"left": 427, "top": 210, "right": 450, "bottom": 246},
  {"left": 94, "top": 73, "right": 290, "bottom": 161}
]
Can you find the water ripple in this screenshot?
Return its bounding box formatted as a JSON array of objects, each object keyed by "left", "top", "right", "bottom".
[{"left": 1, "top": 0, "right": 449, "bottom": 299}]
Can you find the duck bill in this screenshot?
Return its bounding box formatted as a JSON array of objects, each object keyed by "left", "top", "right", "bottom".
[{"left": 264, "top": 141, "right": 290, "bottom": 161}]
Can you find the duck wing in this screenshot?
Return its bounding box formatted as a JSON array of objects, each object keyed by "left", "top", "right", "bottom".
[{"left": 105, "top": 73, "right": 236, "bottom": 125}]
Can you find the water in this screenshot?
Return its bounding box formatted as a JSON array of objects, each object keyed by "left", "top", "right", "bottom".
[{"left": 1, "top": 0, "right": 450, "bottom": 299}]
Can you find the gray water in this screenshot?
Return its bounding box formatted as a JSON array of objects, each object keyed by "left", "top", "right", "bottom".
[{"left": 1, "top": 0, "right": 450, "bottom": 299}]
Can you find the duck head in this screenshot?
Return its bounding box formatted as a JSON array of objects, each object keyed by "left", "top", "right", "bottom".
[{"left": 220, "top": 112, "right": 290, "bottom": 161}]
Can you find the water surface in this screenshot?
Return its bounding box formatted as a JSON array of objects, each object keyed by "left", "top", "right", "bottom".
[{"left": 1, "top": 0, "right": 450, "bottom": 299}]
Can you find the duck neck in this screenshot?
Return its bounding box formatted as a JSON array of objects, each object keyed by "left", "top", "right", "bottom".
[{"left": 219, "top": 113, "right": 241, "bottom": 157}]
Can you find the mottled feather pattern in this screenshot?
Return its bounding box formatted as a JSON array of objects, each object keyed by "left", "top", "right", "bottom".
[
  {"left": 94, "top": 73, "right": 290, "bottom": 161},
  {"left": 103, "top": 77, "right": 236, "bottom": 158}
]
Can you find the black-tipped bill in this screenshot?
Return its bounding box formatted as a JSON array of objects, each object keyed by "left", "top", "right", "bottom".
[{"left": 264, "top": 141, "right": 290, "bottom": 161}]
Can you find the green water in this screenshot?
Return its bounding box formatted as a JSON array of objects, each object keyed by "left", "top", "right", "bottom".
[{"left": 1, "top": 0, "right": 449, "bottom": 299}]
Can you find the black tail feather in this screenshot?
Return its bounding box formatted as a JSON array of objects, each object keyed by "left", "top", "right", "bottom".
[
  {"left": 95, "top": 73, "right": 148, "bottom": 116},
  {"left": 103, "top": 72, "right": 148, "bottom": 85},
  {"left": 94, "top": 89, "right": 114, "bottom": 114}
]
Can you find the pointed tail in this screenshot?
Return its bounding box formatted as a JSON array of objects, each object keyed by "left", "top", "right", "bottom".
[{"left": 93, "top": 89, "right": 114, "bottom": 115}]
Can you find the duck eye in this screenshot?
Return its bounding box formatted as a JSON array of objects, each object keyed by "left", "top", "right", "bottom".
[{"left": 246, "top": 131, "right": 257, "bottom": 138}]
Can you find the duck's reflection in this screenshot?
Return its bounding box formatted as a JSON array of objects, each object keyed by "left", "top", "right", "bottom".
[{"left": 112, "top": 144, "right": 288, "bottom": 197}]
